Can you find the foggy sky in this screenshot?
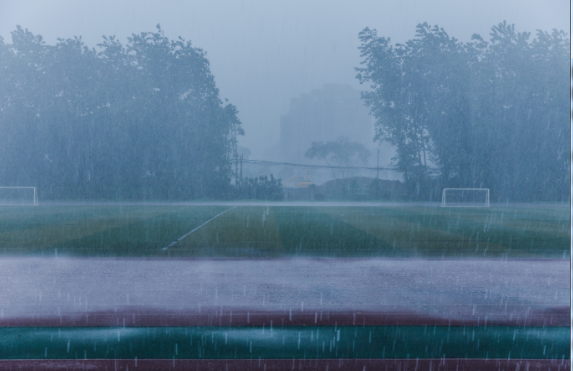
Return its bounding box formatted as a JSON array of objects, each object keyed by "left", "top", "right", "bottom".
[{"left": 0, "top": 0, "right": 568, "bottom": 158}]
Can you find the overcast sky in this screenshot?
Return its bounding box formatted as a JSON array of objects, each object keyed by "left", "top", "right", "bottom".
[{"left": 0, "top": 0, "right": 568, "bottom": 157}]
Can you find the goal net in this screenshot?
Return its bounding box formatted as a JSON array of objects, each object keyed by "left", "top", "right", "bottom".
[
  {"left": 0, "top": 187, "right": 38, "bottom": 205},
  {"left": 441, "top": 188, "right": 489, "bottom": 207}
]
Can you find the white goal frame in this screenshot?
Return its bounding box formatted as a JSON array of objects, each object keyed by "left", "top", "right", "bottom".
[
  {"left": 441, "top": 188, "right": 489, "bottom": 207},
  {"left": 0, "top": 187, "right": 38, "bottom": 205}
]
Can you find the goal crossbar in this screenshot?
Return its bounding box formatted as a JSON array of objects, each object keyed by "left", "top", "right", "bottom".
[
  {"left": 441, "top": 188, "right": 489, "bottom": 207},
  {"left": 0, "top": 187, "right": 38, "bottom": 205}
]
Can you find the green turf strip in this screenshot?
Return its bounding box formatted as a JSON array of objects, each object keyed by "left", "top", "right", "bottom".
[
  {"left": 0, "top": 326, "right": 568, "bottom": 360},
  {"left": 168, "top": 206, "right": 569, "bottom": 258},
  {"left": 0, "top": 205, "right": 568, "bottom": 258},
  {"left": 0, "top": 205, "right": 229, "bottom": 257}
]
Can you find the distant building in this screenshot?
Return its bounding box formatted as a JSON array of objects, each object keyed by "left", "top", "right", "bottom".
[
  {"left": 259, "top": 84, "right": 399, "bottom": 184},
  {"left": 276, "top": 84, "right": 373, "bottom": 163}
]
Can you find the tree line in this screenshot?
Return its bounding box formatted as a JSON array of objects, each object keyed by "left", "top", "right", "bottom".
[
  {"left": 0, "top": 25, "right": 243, "bottom": 200},
  {"left": 0, "top": 22, "right": 568, "bottom": 202},
  {"left": 356, "top": 22, "right": 569, "bottom": 202}
]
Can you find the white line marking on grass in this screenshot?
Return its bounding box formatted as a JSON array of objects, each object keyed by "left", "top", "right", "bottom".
[{"left": 161, "top": 207, "right": 236, "bottom": 250}]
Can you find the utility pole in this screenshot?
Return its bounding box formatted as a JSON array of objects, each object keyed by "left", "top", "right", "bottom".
[
  {"left": 235, "top": 154, "right": 238, "bottom": 186},
  {"left": 240, "top": 154, "right": 243, "bottom": 184},
  {"left": 376, "top": 148, "right": 380, "bottom": 180}
]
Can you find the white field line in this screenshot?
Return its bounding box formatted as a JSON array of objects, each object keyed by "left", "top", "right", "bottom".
[{"left": 161, "top": 206, "right": 236, "bottom": 250}]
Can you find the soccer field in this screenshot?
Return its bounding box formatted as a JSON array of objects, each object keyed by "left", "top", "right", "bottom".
[
  {"left": 0, "top": 203, "right": 568, "bottom": 258},
  {"left": 0, "top": 203, "right": 569, "bottom": 369}
]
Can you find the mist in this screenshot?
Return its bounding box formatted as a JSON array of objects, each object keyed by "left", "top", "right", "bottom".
[
  {"left": 0, "top": 2, "right": 569, "bottom": 368},
  {"left": 0, "top": 0, "right": 567, "bottom": 158},
  {"left": 0, "top": 0, "right": 569, "bottom": 202}
]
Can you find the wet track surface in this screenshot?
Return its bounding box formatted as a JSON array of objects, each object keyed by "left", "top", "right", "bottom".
[
  {"left": 0, "top": 257, "right": 568, "bottom": 325},
  {"left": 0, "top": 257, "right": 569, "bottom": 369}
]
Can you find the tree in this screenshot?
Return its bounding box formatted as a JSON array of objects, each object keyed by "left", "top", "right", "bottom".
[
  {"left": 0, "top": 25, "right": 243, "bottom": 200},
  {"left": 236, "top": 175, "right": 283, "bottom": 201},
  {"left": 356, "top": 22, "right": 569, "bottom": 202},
  {"left": 305, "top": 136, "right": 370, "bottom": 179}
]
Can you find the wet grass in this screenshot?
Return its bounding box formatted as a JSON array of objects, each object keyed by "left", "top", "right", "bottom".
[
  {"left": 0, "top": 205, "right": 228, "bottom": 257},
  {"left": 0, "top": 204, "right": 568, "bottom": 258},
  {"left": 0, "top": 325, "right": 568, "bottom": 360},
  {"left": 168, "top": 205, "right": 570, "bottom": 258}
]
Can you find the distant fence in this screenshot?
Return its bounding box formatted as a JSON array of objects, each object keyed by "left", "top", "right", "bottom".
[{"left": 233, "top": 159, "right": 404, "bottom": 186}]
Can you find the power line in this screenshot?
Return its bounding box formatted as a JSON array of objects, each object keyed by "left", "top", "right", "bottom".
[
  {"left": 240, "top": 159, "right": 400, "bottom": 171},
  {"left": 240, "top": 159, "right": 440, "bottom": 172}
]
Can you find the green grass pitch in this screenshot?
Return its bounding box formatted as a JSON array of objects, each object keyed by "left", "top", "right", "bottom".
[{"left": 0, "top": 204, "right": 568, "bottom": 258}]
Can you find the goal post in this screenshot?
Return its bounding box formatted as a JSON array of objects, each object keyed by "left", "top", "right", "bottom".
[
  {"left": 441, "top": 188, "right": 489, "bottom": 207},
  {"left": 0, "top": 187, "right": 38, "bottom": 205}
]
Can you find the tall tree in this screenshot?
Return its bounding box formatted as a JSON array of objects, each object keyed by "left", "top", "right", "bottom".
[
  {"left": 356, "top": 22, "right": 569, "bottom": 201},
  {"left": 0, "top": 25, "right": 243, "bottom": 200}
]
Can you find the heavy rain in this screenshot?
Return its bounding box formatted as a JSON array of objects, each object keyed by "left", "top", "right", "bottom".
[{"left": 0, "top": 1, "right": 569, "bottom": 370}]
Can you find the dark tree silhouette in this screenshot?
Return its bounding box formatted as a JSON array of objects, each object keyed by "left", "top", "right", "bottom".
[
  {"left": 0, "top": 25, "right": 243, "bottom": 200},
  {"left": 356, "top": 22, "right": 569, "bottom": 201}
]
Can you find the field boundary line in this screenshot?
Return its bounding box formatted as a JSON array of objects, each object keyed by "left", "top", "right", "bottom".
[{"left": 161, "top": 206, "right": 236, "bottom": 250}]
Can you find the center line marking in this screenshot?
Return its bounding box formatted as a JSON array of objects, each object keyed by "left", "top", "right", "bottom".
[{"left": 161, "top": 206, "right": 236, "bottom": 250}]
